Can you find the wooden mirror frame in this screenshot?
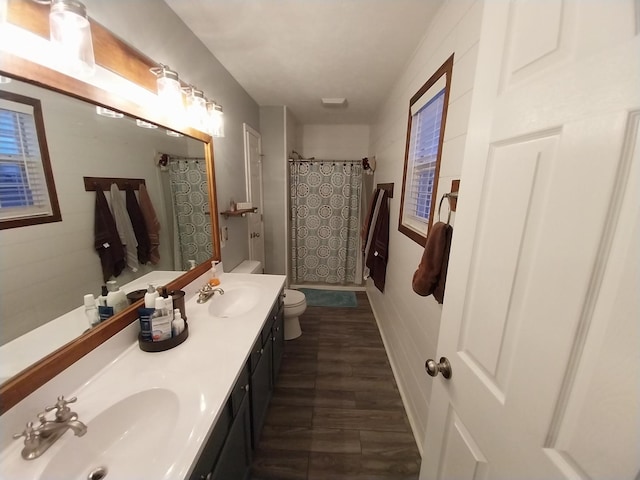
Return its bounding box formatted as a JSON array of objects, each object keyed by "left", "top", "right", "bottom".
[{"left": 0, "top": 0, "right": 221, "bottom": 414}]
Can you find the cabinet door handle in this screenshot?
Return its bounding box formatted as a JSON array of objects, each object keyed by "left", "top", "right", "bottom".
[{"left": 243, "top": 384, "right": 250, "bottom": 392}]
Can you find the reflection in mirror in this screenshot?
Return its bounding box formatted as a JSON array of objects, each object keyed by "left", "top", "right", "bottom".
[{"left": 0, "top": 78, "right": 213, "bottom": 384}]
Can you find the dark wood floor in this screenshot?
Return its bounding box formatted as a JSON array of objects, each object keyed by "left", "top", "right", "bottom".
[{"left": 251, "top": 292, "right": 421, "bottom": 480}]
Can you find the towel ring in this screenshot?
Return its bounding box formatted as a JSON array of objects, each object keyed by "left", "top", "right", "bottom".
[{"left": 438, "top": 192, "right": 458, "bottom": 225}]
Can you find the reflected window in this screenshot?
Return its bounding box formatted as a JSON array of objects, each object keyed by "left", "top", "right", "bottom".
[{"left": 0, "top": 91, "right": 61, "bottom": 229}]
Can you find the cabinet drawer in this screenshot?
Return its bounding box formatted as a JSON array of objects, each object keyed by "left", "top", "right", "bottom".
[{"left": 230, "top": 364, "right": 250, "bottom": 418}]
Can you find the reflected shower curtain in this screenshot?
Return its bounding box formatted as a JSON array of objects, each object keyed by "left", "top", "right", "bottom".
[
  {"left": 169, "top": 159, "right": 213, "bottom": 270},
  {"left": 290, "top": 161, "right": 362, "bottom": 284}
]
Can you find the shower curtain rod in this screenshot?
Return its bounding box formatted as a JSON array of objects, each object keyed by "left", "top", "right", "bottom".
[{"left": 288, "top": 158, "right": 362, "bottom": 163}]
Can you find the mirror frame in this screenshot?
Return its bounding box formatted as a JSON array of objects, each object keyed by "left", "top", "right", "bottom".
[{"left": 0, "top": 1, "right": 221, "bottom": 414}]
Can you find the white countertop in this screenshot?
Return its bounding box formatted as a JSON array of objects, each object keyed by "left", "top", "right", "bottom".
[
  {"left": 0, "top": 272, "right": 286, "bottom": 479},
  {"left": 0, "top": 271, "right": 185, "bottom": 384}
]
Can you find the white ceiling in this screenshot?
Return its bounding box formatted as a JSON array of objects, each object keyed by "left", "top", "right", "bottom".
[{"left": 163, "top": 0, "right": 444, "bottom": 124}]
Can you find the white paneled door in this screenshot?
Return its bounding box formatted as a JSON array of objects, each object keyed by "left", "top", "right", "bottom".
[
  {"left": 244, "top": 124, "right": 265, "bottom": 270},
  {"left": 420, "top": 1, "right": 639, "bottom": 479}
]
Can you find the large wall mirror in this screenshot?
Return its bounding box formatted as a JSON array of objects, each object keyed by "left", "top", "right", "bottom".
[{"left": 0, "top": 3, "right": 220, "bottom": 413}]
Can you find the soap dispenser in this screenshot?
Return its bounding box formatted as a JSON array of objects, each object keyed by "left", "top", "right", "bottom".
[
  {"left": 106, "top": 280, "right": 128, "bottom": 314},
  {"left": 208, "top": 261, "right": 220, "bottom": 286}
]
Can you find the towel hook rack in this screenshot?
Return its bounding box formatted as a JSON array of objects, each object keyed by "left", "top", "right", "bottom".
[{"left": 438, "top": 192, "right": 458, "bottom": 225}]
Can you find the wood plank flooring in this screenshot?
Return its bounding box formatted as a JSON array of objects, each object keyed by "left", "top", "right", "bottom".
[{"left": 251, "top": 292, "right": 421, "bottom": 480}]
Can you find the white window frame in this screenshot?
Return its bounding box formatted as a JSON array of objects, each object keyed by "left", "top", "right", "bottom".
[
  {"left": 0, "top": 90, "right": 60, "bottom": 230},
  {"left": 398, "top": 55, "right": 453, "bottom": 246}
]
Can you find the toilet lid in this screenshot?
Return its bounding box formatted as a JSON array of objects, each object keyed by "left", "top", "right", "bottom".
[{"left": 284, "top": 289, "right": 306, "bottom": 307}]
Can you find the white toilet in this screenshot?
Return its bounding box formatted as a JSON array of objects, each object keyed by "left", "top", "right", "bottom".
[{"left": 230, "top": 261, "right": 306, "bottom": 340}]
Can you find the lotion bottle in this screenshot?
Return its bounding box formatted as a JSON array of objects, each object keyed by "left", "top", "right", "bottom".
[
  {"left": 83, "top": 294, "right": 99, "bottom": 327},
  {"left": 106, "top": 280, "right": 128, "bottom": 313},
  {"left": 97, "top": 285, "right": 108, "bottom": 306},
  {"left": 144, "top": 284, "right": 159, "bottom": 308},
  {"left": 172, "top": 309, "right": 185, "bottom": 336}
]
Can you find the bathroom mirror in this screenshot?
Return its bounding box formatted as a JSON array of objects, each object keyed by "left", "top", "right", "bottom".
[{"left": 0, "top": 2, "right": 220, "bottom": 413}]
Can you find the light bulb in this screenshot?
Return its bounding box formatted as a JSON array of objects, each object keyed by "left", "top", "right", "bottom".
[
  {"left": 49, "top": 0, "right": 95, "bottom": 78},
  {"left": 150, "top": 65, "right": 184, "bottom": 117}
]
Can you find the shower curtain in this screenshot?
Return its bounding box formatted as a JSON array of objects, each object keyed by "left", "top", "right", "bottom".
[
  {"left": 290, "top": 161, "right": 362, "bottom": 284},
  {"left": 168, "top": 159, "right": 213, "bottom": 270}
]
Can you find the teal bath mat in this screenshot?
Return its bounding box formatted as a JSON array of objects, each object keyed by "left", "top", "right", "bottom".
[{"left": 298, "top": 289, "right": 358, "bottom": 307}]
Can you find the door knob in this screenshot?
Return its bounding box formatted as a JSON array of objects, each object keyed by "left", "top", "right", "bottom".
[
  {"left": 255, "top": 232, "right": 260, "bottom": 238},
  {"left": 425, "top": 357, "right": 452, "bottom": 379}
]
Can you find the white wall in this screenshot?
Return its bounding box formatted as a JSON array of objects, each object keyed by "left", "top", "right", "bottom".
[
  {"left": 0, "top": 81, "right": 191, "bottom": 343},
  {"left": 367, "top": 0, "right": 483, "bottom": 452},
  {"left": 83, "top": 0, "right": 260, "bottom": 272},
  {"left": 260, "top": 106, "right": 286, "bottom": 274},
  {"left": 297, "top": 124, "right": 370, "bottom": 160}
]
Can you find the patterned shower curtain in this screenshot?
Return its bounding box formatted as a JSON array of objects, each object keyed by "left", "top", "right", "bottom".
[
  {"left": 290, "top": 161, "right": 362, "bottom": 284},
  {"left": 169, "top": 159, "right": 213, "bottom": 270}
]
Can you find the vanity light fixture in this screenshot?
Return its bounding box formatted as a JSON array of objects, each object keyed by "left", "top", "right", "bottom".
[
  {"left": 166, "top": 129, "right": 183, "bottom": 137},
  {"left": 209, "top": 101, "right": 225, "bottom": 138},
  {"left": 183, "top": 86, "right": 207, "bottom": 132},
  {"left": 150, "top": 64, "right": 184, "bottom": 116},
  {"left": 136, "top": 119, "right": 158, "bottom": 129},
  {"left": 95, "top": 106, "right": 123, "bottom": 118},
  {"left": 48, "top": 0, "right": 95, "bottom": 78}
]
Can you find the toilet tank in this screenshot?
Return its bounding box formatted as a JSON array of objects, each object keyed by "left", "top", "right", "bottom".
[{"left": 230, "top": 260, "right": 262, "bottom": 274}]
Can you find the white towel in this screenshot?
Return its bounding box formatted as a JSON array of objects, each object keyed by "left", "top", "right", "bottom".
[{"left": 110, "top": 183, "right": 139, "bottom": 272}]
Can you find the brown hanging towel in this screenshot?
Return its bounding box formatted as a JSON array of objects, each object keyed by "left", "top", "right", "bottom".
[
  {"left": 138, "top": 183, "right": 161, "bottom": 264},
  {"left": 94, "top": 188, "right": 125, "bottom": 282},
  {"left": 412, "top": 221, "right": 453, "bottom": 304},
  {"left": 126, "top": 187, "right": 151, "bottom": 264},
  {"left": 365, "top": 190, "right": 390, "bottom": 292}
]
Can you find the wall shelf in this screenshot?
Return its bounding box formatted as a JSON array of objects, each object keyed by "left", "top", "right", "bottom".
[{"left": 220, "top": 208, "right": 257, "bottom": 219}]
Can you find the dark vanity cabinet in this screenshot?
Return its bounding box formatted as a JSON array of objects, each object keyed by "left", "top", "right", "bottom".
[
  {"left": 249, "top": 292, "right": 284, "bottom": 449},
  {"left": 188, "top": 290, "right": 285, "bottom": 480}
]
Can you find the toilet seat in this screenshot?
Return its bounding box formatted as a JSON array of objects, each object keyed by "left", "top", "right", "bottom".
[{"left": 284, "top": 289, "right": 306, "bottom": 308}]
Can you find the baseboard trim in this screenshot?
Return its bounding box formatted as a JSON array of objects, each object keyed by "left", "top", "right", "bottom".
[{"left": 366, "top": 288, "right": 424, "bottom": 458}]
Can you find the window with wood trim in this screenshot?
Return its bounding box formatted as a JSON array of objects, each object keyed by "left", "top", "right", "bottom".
[
  {"left": 0, "top": 90, "right": 60, "bottom": 229},
  {"left": 398, "top": 55, "right": 453, "bottom": 246}
]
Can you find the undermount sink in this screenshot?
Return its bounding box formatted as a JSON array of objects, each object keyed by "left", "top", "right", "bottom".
[
  {"left": 208, "top": 283, "right": 262, "bottom": 318},
  {"left": 40, "top": 388, "right": 179, "bottom": 480}
]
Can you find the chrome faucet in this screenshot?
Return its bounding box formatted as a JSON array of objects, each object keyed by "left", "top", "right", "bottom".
[
  {"left": 13, "top": 395, "right": 87, "bottom": 460},
  {"left": 197, "top": 283, "right": 225, "bottom": 303}
]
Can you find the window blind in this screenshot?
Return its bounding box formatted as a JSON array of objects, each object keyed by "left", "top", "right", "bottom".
[
  {"left": 405, "top": 89, "right": 445, "bottom": 222},
  {"left": 0, "top": 108, "right": 52, "bottom": 221}
]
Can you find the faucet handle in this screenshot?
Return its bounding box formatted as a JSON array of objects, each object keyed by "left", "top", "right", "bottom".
[
  {"left": 45, "top": 395, "right": 77, "bottom": 421},
  {"left": 13, "top": 422, "right": 38, "bottom": 441}
]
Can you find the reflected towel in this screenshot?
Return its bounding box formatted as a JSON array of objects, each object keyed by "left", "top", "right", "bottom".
[
  {"left": 94, "top": 188, "right": 125, "bottom": 281},
  {"left": 412, "top": 221, "right": 453, "bottom": 304},
  {"left": 365, "top": 190, "right": 389, "bottom": 292},
  {"left": 126, "top": 188, "right": 151, "bottom": 264},
  {"left": 110, "top": 183, "right": 138, "bottom": 272},
  {"left": 138, "top": 183, "right": 161, "bottom": 264}
]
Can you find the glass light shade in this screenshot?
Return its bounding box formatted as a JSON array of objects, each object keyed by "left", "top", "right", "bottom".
[
  {"left": 136, "top": 119, "right": 158, "bottom": 129},
  {"left": 153, "top": 66, "right": 184, "bottom": 115},
  {"left": 49, "top": 0, "right": 95, "bottom": 78},
  {"left": 95, "top": 106, "right": 123, "bottom": 118},
  {"left": 166, "top": 130, "right": 183, "bottom": 137},
  {"left": 211, "top": 103, "right": 225, "bottom": 138},
  {"left": 185, "top": 87, "right": 207, "bottom": 131},
  {"left": 0, "top": 75, "right": 11, "bottom": 84}
]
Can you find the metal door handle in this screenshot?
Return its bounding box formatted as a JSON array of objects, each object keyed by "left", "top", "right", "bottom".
[
  {"left": 425, "top": 357, "right": 452, "bottom": 379},
  {"left": 255, "top": 232, "right": 260, "bottom": 238}
]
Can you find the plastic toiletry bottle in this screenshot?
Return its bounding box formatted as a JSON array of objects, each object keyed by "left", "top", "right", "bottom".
[
  {"left": 83, "top": 294, "right": 99, "bottom": 327},
  {"left": 97, "top": 285, "right": 108, "bottom": 306},
  {"left": 106, "top": 280, "right": 128, "bottom": 314},
  {"left": 172, "top": 309, "right": 185, "bottom": 336},
  {"left": 144, "top": 284, "right": 159, "bottom": 308},
  {"left": 151, "top": 297, "right": 172, "bottom": 341},
  {"left": 188, "top": 259, "right": 197, "bottom": 270},
  {"left": 208, "top": 261, "right": 220, "bottom": 286},
  {"left": 161, "top": 287, "right": 174, "bottom": 320}
]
